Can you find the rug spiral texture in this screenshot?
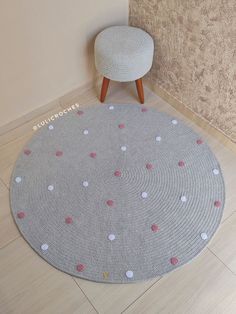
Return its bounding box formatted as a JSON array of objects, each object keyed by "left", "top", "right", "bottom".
[{"left": 10, "top": 104, "right": 225, "bottom": 283}]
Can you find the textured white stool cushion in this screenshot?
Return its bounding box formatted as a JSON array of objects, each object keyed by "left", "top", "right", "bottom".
[{"left": 94, "top": 26, "right": 154, "bottom": 82}]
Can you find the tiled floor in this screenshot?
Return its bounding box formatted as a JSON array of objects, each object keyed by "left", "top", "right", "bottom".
[{"left": 0, "top": 83, "right": 236, "bottom": 314}]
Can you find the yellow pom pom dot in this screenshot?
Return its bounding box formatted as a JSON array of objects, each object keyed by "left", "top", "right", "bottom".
[{"left": 103, "top": 272, "right": 109, "bottom": 279}]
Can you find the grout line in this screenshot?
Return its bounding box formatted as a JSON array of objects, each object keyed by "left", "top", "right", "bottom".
[
  {"left": 207, "top": 248, "right": 235, "bottom": 276},
  {"left": 0, "top": 105, "right": 61, "bottom": 143},
  {"left": 0, "top": 235, "right": 21, "bottom": 250},
  {"left": 121, "top": 277, "right": 163, "bottom": 313},
  {"left": 0, "top": 176, "right": 9, "bottom": 190},
  {"left": 71, "top": 277, "right": 99, "bottom": 313},
  {"left": 0, "top": 105, "right": 65, "bottom": 148},
  {"left": 220, "top": 211, "right": 236, "bottom": 225},
  {"left": 0, "top": 129, "right": 33, "bottom": 150}
]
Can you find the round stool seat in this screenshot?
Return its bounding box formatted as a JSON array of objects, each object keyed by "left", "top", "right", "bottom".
[{"left": 94, "top": 26, "right": 154, "bottom": 82}]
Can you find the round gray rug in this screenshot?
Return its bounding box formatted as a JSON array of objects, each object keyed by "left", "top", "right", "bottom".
[{"left": 10, "top": 104, "right": 225, "bottom": 283}]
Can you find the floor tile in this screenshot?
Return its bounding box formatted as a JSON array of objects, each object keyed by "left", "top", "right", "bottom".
[
  {"left": 0, "top": 133, "right": 32, "bottom": 173},
  {"left": 0, "top": 238, "right": 96, "bottom": 314},
  {"left": 0, "top": 104, "right": 61, "bottom": 147},
  {"left": 209, "top": 213, "right": 236, "bottom": 274},
  {"left": 124, "top": 250, "right": 236, "bottom": 314},
  {"left": 0, "top": 189, "right": 19, "bottom": 248},
  {"left": 75, "top": 276, "right": 159, "bottom": 314},
  {"left": 0, "top": 164, "right": 13, "bottom": 187},
  {"left": 0, "top": 179, "right": 7, "bottom": 195}
]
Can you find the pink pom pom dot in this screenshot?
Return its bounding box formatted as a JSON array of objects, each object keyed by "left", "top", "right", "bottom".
[
  {"left": 56, "top": 151, "right": 63, "bottom": 157},
  {"left": 118, "top": 123, "right": 125, "bottom": 129},
  {"left": 17, "top": 211, "right": 25, "bottom": 219},
  {"left": 178, "top": 160, "right": 185, "bottom": 167},
  {"left": 214, "top": 200, "right": 221, "bottom": 208},
  {"left": 106, "top": 200, "right": 114, "bottom": 207},
  {"left": 24, "top": 149, "right": 31, "bottom": 155},
  {"left": 170, "top": 257, "right": 178, "bottom": 265},
  {"left": 146, "top": 163, "right": 153, "bottom": 170},
  {"left": 77, "top": 110, "right": 84, "bottom": 116},
  {"left": 114, "top": 170, "right": 121, "bottom": 177},
  {"left": 76, "top": 263, "right": 85, "bottom": 272},
  {"left": 89, "top": 152, "right": 96, "bottom": 158},
  {"left": 65, "top": 216, "right": 73, "bottom": 224},
  {"left": 141, "top": 107, "right": 148, "bottom": 112},
  {"left": 151, "top": 224, "right": 159, "bottom": 232},
  {"left": 196, "top": 139, "right": 203, "bottom": 145}
]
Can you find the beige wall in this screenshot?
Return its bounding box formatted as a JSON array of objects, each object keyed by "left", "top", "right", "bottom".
[
  {"left": 130, "top": 0, "right": 236, "bottom": 143},
  {"left": 0, "top": 0, "right": 128, "bottom": 128}
]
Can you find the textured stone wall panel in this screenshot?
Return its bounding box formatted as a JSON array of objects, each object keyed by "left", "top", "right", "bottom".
[{"left": 130, "top": 0, "right": 236, "bottom": 142}]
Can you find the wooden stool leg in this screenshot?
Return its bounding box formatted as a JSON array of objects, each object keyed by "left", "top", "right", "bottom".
[
  {"left": 135, "top": 78, "right": 144, "bottom": 104},
  {"left": 100, "top": 77, "right": 110, "bottom": 103}
]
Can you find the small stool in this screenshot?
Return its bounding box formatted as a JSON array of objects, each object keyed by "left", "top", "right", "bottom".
[{"left": 94, "top": 26, "right": 154, "bottom": 104}]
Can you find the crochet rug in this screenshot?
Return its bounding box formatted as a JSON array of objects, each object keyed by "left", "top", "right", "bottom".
[{"left": 10, "top": 104, "right": 225, "bottom": 283}]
